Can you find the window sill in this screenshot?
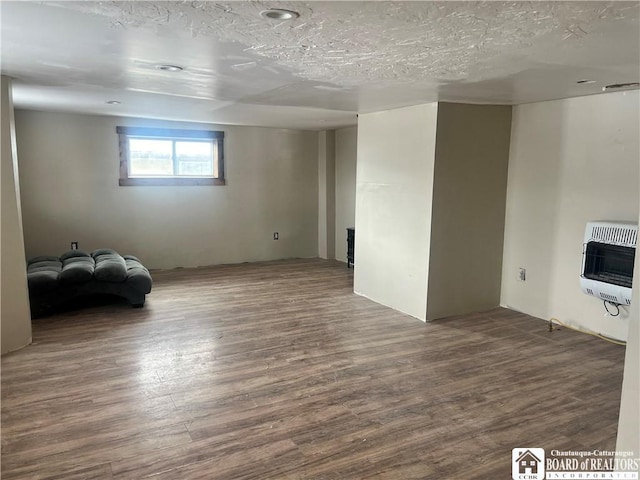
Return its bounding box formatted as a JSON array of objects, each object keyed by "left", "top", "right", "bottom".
[{"left": 119, "top": 177, "right": 226, "bottom": 187}]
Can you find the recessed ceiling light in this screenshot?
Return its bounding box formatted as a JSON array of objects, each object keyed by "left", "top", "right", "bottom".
[
  {"left": 260, "top": 8, "right": 299, "bottom": 20},
  {"left": 576, "top": 79, "right": 596, "bottom": 84},
  {"left": 155, "top": 64, "right": 183, "bottom": 72},
  {"left": 105, "top": 100, "right": 121, "bottom": 105}
]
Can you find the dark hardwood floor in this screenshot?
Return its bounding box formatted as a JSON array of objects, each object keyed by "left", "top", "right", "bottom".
[{"left": 1, "top": 259, "right": 625, "bottom": 479}]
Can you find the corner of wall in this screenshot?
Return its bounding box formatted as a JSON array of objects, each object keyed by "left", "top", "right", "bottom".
[
  {"left": 354, "top": 104, "right": 438, "bottom": 321},
  {"left": 1, "top": 75, "right": 33, "bottom": 354},
  {"left": 334, "top": 126, "right": 358, "bottom": 264},
  {"left": 318, "top": 130, "right": 336, "bottom": 259}
]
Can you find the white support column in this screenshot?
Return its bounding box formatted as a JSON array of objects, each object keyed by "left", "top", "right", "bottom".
[
  {"left": 354, "top": 104, "right": 439, "bottom": 321},
  {"left": 1, "top": 75, "right": 32, "bottom": 354},
  {"left": 616, "top": 202, "right": 640, "bottom": 456}
]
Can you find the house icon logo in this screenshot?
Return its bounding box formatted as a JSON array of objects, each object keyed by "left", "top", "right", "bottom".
[{"left": 512, "top": 448, "right": 545, "bottom": 480}]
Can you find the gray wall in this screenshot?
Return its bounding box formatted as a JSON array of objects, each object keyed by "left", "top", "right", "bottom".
[
  {"left": 318, "top": 130, "right": 336, "bottom": 259},
  {"left": 15, "top": 111, "right": 319, "bottom": 269},
  {"left": 334, "top": 126, "right": 357, "bottom": 263},
  {"left": 427, "top": 103, "right": 512, "bottom": 320}
]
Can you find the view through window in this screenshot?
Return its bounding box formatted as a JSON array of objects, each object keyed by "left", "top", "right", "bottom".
[{"left": 117, "top": 126, "right": 225, "bottom": 186}]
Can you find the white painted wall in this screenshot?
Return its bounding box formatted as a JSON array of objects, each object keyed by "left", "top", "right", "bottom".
[
  {"left": 334, "top": 126, "right": 357, "bottom": 264},
  {"left": 354, "top": 104, "right": 438, "bottom": 321},
  {"left": 1, "top": 76, "right": 32, "bottom": 354},
  {"left": 318, "top": 130, "right": 336, "bottom": 259},
  {"left": 427, "top": 103, "right": 512, "bottom": 320},
  {"left": 15, "top": 111, "right": 319, "bottom": 270},
  {"left": 501, "top": 91, "right": 639, "bottom": 341},
  {"left": 616, "top": 182, "right": 640, "bottom": 458}
]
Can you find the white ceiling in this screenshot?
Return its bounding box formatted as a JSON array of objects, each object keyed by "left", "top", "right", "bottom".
[{"left": 1, "top": 1, "right": 639, "bottom": 130}]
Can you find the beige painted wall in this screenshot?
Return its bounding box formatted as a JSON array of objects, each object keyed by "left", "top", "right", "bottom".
[
  {"left": 318, "top": 130, "right": 336, "bottom": 259},
  {"left": 15, "top": 111, "right": 319, "bottom": 270},
  {"left": 616, "top": 180, "right": 640, "bottom": 457},
  {"left": 501, "top": 91, "right": 639, "bottom": 341},
  {"left": 354, "top": 104, "right": 438, "bottom": 321},
  {"left": 334, "top": 126, "right": 357, "bottom": 264},
  {"left": 1, "top": 76, "right": 32, "bottom": 354},
  {"left": 427, "top": 103, "right": 512, "bottom": 320}
]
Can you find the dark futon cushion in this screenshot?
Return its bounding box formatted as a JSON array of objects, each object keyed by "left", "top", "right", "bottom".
[
  {"left": 123, "top": 256, "right": 153, "bottom": 293},
  {"left": 27, "top": 257, "right": 62, "bottom": 293},
  {"left": 59, "top": 256, "right": 95, "bottom": 285},
  {"left": 93, "top": 250, "right": 127, "bottom": 283},
  {"left": 27, "top": 270, "right": 60, "bottom": 293}
]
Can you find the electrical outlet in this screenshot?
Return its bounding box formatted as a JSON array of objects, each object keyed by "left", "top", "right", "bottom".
[
  {"left": 71, "top": 241, "right": 78, "bottom": 250},
  {"left": 273, "top": 232, "right": 279, "bottom": 240},
  {"left": 518, "top": 267, "right": 526, "bottom": 281}
]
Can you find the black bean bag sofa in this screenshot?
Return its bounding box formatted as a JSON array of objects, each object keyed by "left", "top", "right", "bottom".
[{"left": 27, "top": 248, "right": 152, "bottom": 317}]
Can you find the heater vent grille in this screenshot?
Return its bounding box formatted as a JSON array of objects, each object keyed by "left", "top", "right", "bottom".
[
  {"left": 600, "top": 293, "right": 619, "bottom": 303},
  {"left": 581, "top": 221, "right": 637, "bottom": 306},
  {"left": 590, "top": 225, "right": 637, "bottom": 247}
]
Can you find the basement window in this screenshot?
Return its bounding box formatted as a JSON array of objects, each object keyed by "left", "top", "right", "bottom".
[{"left": 117, "top": 126, "right": 225, "bottom": 186}]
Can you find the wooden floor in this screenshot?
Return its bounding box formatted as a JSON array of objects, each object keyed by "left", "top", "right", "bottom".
[{"left": 1, "top": 259, "right": 625, "bottom": 479}]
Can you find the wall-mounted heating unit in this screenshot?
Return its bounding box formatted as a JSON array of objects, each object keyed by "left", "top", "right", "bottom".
[{"left": 580, "top": 221, "right": 637, "bottom": 306}]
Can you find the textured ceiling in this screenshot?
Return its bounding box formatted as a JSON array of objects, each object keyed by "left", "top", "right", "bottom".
[{"left": 1, "top": 1, "right": 639, "bottom": 129}]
